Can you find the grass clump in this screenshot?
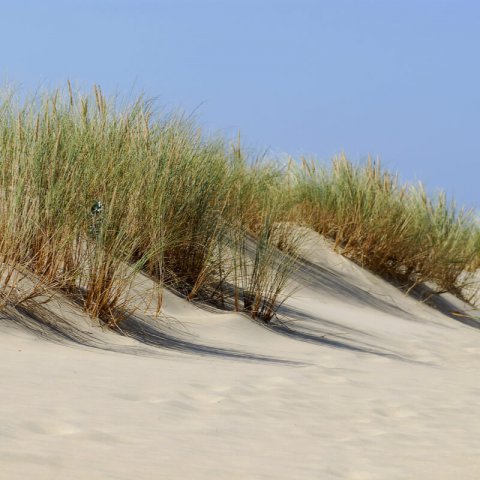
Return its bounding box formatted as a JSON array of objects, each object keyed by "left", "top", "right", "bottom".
[
  {"left": 0, "top": 85, "right": 299, "bottom": 325},
  {"left": 292, "top": 155, "right": 480, "bottom": 296}
]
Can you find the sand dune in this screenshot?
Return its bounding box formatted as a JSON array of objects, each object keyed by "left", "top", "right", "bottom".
[{"left": 1, "top": 230, "right": 480, "bottom": 479}]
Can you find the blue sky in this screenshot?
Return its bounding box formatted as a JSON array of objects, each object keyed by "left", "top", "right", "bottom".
[{"left": 1, "top": 0, "right": 479, "bottom": 208}]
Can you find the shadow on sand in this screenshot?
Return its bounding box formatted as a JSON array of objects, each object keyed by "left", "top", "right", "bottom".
[
  {"left": 1, "top": 300, "right": 297, "bottom": 365},
  {"left": 264, "top": 315, "right": 416, "bottom": 363},
  {"left": 294, "top": 255, "right": 480, "bottom": 330},
  {"left": 118, "top": 313, "right": 299, "bottom": 364},
  {"left": 408, "top": 283, "right": 480, "bottom": 330},
  {"left": 292, "top": 256, "right": 414, "bottom": 320}
]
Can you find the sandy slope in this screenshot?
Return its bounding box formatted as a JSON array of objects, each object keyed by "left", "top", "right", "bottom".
[{"left": 1, "top": 230, "right": 480, "bottom": 480}]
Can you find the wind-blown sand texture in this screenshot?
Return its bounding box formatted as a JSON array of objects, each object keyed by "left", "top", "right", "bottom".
[{"left": 1, "top": 230, "right": 480, "bottom": 479}]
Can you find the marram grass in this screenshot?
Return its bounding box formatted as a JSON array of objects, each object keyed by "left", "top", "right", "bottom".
[
  {"left": 0, "top": 85, "right": 478, "bottom": 331},
  {"left": 291, "top": 156, "right": 480, "bottom": 298},
  {"left": 0, "top": 86, "right": 300, "bottom": 324}
]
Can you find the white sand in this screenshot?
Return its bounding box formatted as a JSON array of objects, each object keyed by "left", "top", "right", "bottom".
[{"left": 1, "top": 230, "right": 480, "bottom": 479}]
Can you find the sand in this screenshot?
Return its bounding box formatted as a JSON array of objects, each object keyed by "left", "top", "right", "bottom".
[{"left": 1, "top": 230, "right": 480, "bottom": 479}]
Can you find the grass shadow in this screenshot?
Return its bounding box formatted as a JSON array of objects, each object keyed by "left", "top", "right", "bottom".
[
  {"left": 292, "top": 256, "right": 414, "bottom": 320},
  {"left": 266, "top": 319, "right": 420, "bottom": 364},
  {"left": 1, "top": 297, "right": 300, "bottom": 365},
  {"left": 407, "top": 283, "right": 480, "bottom": 330},
  {"left": 1, "top": 301, "right": 152, "bottom": 357},
  {"left": 117, "top": 312, "right": 301, "bottom": 365}
]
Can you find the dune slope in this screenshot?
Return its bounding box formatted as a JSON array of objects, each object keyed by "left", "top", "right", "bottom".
[{"left": 1, "top": 231, "right": 480, "bottom": 480}]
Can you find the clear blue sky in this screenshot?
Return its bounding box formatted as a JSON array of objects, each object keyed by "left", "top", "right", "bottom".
[{"left": 1, "top": 0, "right": 479, "bottom": 208}]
